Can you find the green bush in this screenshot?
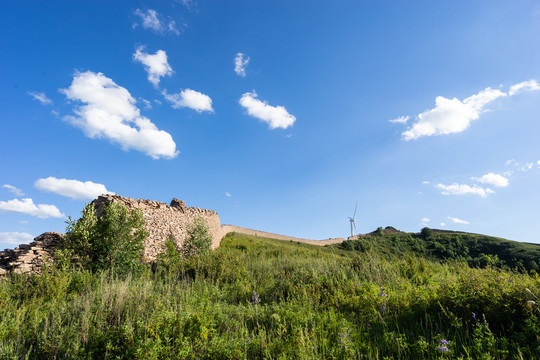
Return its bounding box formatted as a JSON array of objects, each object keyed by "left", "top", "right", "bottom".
[
  {"left": 181, "top": 217, "right": 213, "bottom": 258},
  {"left": 57, "top": 201, "right": 148, "bottom": 274}
]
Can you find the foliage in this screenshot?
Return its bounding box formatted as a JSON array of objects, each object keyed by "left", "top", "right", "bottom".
[
  {"left": 57, "top": 201, "right": 148, "bottom": 275},
  {"left": 338, "top": 228, "right": 540, "bottom": 272},
  {"left": 181, "top": 217, "right": 213, "bottom": 258},
  {"left": 1, "top": 232, "right": 540, "bottom": 359}
]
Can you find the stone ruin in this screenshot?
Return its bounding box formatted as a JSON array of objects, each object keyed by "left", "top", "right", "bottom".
[{"left": 0, "top": 194, "right": 345, "bottom": 275}]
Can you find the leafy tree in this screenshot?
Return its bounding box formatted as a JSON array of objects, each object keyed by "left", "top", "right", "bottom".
[
  {"left": 181, "top": 217, "right": 213, "bottom": 258},
  {"left": 57, "top": 201, "right": 148, "bottom": 274},
  {"left": 420, "top": 227, "right": 434, "bottom": 240}
]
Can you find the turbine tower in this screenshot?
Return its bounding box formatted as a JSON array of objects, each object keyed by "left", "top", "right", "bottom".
[{"left": 348, "top": 201, "right": 357, "bottom": 237}]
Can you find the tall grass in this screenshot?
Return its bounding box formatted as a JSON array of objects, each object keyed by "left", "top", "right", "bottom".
[{"left": 0, "top": 233, "right": 539, "bottom": 359}]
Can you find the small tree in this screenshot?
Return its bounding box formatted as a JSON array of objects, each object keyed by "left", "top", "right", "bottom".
[
  {"left": 58, "top": 201, "right": 148, "bottom": 274},
  {"left": 181, "top": 217, "right": 213, "bottom": 258},
  {"left": 421, "top": 227, "right": 434, "bottom": 240}
]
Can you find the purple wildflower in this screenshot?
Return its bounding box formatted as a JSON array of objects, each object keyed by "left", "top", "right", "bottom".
[
  {"left": 438, "top": 345, "right": 449, "bottom": 352},
  {"left": 439, "top": 339, "right": 448, "bottom": 345},
  {"left": 251, "top": 290, "right": 260, "bottom": 305},
  {"left": 472, "top": 312, "right": 476, "bottom": 319}
]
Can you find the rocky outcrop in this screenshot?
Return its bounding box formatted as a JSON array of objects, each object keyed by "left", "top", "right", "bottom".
[{"left": 0, "top": 232, "right": 62, "bottom": 275}]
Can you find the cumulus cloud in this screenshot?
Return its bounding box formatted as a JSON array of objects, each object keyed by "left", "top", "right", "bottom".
[
  {"left": 421, "top": 217, "right": 430, "bottom": 225},
  {"left": 162, "top": 89, "right": 214, "bottom": 113},
  {"left": 134, "top": 9, "right": 180, "bottom": 35},
  {"left": 35, "top": 177, "right": 114, "bottom": 200},
  {"left": 508, "top": 80, "right": 540, "bottom": 95},
  {"left": 435, "top": 183, "right": 494, "bottom": 197},
  {"left": 389, "top": 115, "right": 409, "bottom": 124},
  {"left": 0, "top": 198, "right": 64, "bottom": 218},
  {"left": 60, "top": 70, "right": 178, "bottom": 159},
  {"left": 225, "top": 192, "right": 231, "bottom": 197},
  {"left": 234, "top": 53, "right": 250, "bottom": 77},
  {"left": 27, "top": 91, "right": 52, "bottom": 105},
  {"left": 449, "top": 216, "right": 470, "bottom": 224},
  {"left": 2, "top": 184, "right": 24, "bottom": 196},
  {"left": 440, "top": 222, "right": 446, "bottom": 227},
  {"left": 133, "top": 47, "right": 173, "bottom": 87},
  {"left": 402, "top": 87, "right": 506, "bottom": 140},
  {"left": 239, "top": 91, "right": 296, "bottom": 129},
  {"left": 472, "top": 173, "right": 509, "bottom": 187},
  {"left": 397, "top": 80, "right": 539, "bottom": 140},
  {"left": 0, "top": 232, "right": 34, "bottom": 246}
]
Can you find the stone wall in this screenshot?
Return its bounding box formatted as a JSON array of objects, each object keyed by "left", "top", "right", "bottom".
[
  {"left": 0, "top": 232, "right": 62, "bottom": 275},
  {"left": 92, "top": 195, "right": 223, "bottom": 261},
  {"left": 220, "top": 225, "right": 345, "bottom": 246},
  {"left": 0, "top": 195, "right": 346, "bottom": 275}
]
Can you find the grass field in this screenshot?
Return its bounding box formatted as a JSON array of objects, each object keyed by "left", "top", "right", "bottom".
[{"left": 1, "top": 232, "right": 539, "bottom": 359}]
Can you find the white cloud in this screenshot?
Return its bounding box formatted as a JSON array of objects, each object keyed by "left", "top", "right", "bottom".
[
  {"left": 225, "top": 192, "right": 231, "bottom": 197},
  {"left": 140, "top": 98, "right": 152, "bottom": 109},
  {"left": 449, "top": 216, "right": 470, "bottom": 225},
  {"left": 162, "top": 89, "right": 214, "bottom": 113},
  {"left": 234, "top": 53, "right": 250, "bottom": 77},
  {"left": 239, "top": 91, "right": 296, "bottom": 129},
  {"left": 537, "top": 160, "right": 540, "bottom": 167},
  {"left": 422, "top": 181, "right": 430, "bottom": 185},
  {"left": 60, "top": 70, "right": 178, "bottom": 159},
  {"left": 35, "top": 177, "right": 114, "bottom": 200},
  {"left": 402, "top": 87, "right": 507, "bottom": 140},
  {"left": 389, "top": 115, "right": 409, "bottom": 124},
  {"left": 399, "top": 80, "right": 539, "bottom": 140},
  {"left": 0, "top": 232, "right": 34, "bottom": 246},
  {"left": 0, "top": 198, "right": 64, "bottom": 218},
  {"left": 133, "top": 47, "right": 173, "bottom": 87},
  {"left": 180, "top": 0, "right": 193, "bottom": 8},
  {"left": 421, "top": 217, "right": 430, "bottom": 224},
  {"left": 505, "top": 159, "right": 517, "bottom": 166},
  {"left": 472, "top": 173, "right": 509, "bottom": 187},
  {"left": 508, "top": 80, "right": 540, "bottom": 95},
  {"left": 2, "top": 184, "right": 24, "bottom": 196},
  {"left": 134, "top": 9, "right": 179, "bottom": 35},
  {"left": 440, "top": 222, "right": 446, "bottom": 227},
  {"left": 27, "top": 91, "right": 52, "bottom": 105},
  {"left": 435, "top": 183, "right": 494, "bottom": 197}
]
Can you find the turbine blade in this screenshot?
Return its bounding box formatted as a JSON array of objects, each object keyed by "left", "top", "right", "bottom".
[{"left": 353, "top": 201, "right": 358, "bottom": 218}]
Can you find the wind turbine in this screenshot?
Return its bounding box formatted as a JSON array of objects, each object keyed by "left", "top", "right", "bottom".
[{"left": 349, "top": 201, "right": 357, "bottom": 237}]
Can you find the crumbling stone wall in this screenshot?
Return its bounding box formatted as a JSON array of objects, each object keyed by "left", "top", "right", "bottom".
[
  {"left": 0, "top": 232, "right": 62, "bottom": 275},
  {"left": 0, "top": 195, "right": 345, "bottom": 275},
  {"left": 92, "top": 195, "right": 222, "bottom": 261}
]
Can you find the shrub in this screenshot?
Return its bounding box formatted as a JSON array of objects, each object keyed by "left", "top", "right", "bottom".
[
  {"left": 181, "top": 217, "right": 213, "bottom": 257},
  {"left": 58, "top": 201, "right": 148, "bottom": 274}
]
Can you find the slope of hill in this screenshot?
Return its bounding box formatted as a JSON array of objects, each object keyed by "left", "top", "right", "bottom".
[
  {"left": 1, "top": 232, "right": 539, "bottom": 359},
  {"left": 337, "top": 226, "right": 540, "bottom": 272}
]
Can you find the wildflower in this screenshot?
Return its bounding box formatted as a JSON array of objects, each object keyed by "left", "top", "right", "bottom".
[
  {"left": 472, "top": 312, "right": 476, "bottom": 319},
  {"left": 251, "top": 290, "right": 260, "bottom": 305},
  {"left": 438, "top": 345, "right": 449, "bottom": 352},
  {"left": 380, "top": 287, "right": 388, "bottom": 297},
  {"left": 439, "top": 339, "right": 449, "bottom": 345}
]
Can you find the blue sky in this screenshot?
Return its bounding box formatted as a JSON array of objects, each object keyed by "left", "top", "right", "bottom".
[{"left": 1, "top": 0, "right": 540, "bottom": 249}]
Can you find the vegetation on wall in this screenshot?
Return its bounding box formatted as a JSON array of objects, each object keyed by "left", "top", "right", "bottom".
[{"left": 55, "top": 201, "right": 148, "bottom": 275}]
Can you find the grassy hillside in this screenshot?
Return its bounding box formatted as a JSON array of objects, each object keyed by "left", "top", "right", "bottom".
[
  {"left": 1, "top": 232, "right": 540, "bottom": 359},
  {"left": 337, "top": 227, "right": 540, "bottom": 272}
]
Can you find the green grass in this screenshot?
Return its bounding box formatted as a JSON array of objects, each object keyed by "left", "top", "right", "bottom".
[
  {"left": 1, "top": 232, "right": 539, "bottom": 359},
  {"left": 336, "top": 228, "right": 540, "bottom": 272}
]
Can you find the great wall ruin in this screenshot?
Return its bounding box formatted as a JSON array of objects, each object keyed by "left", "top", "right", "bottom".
[{"left": 0, "top": 194, "right": 346, "bottom": 275}]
